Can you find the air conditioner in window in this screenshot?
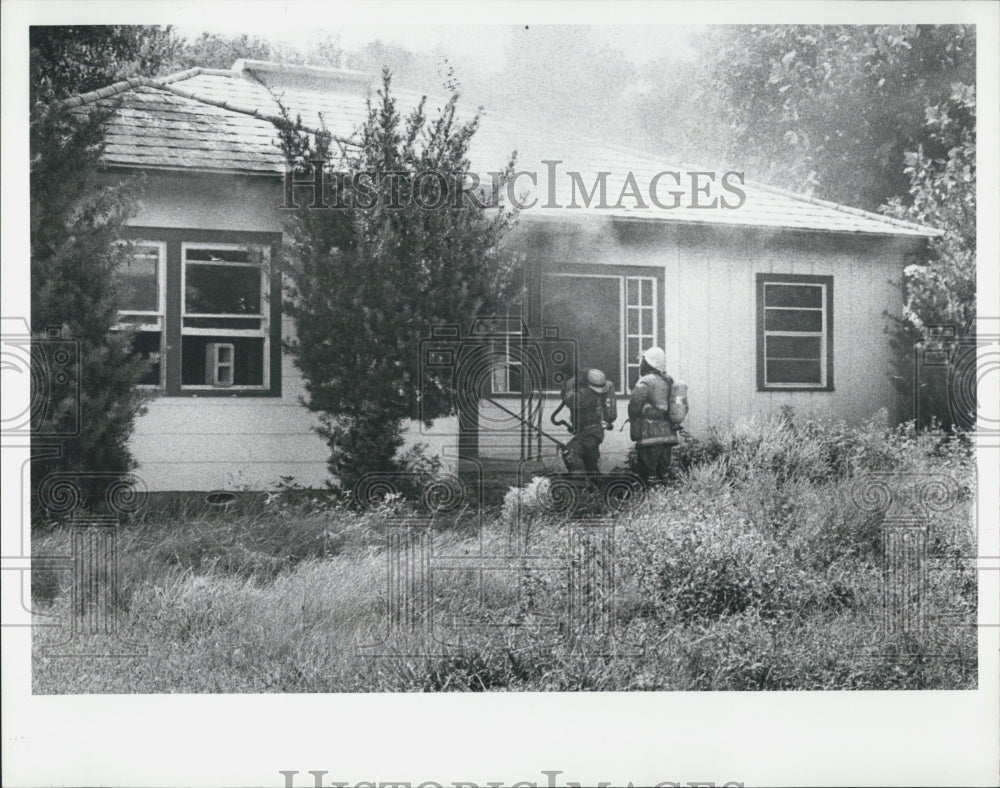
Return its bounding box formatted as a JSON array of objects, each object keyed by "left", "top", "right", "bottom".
[{"left": 205, "top": 342, "right": 235, "bottom": 387}]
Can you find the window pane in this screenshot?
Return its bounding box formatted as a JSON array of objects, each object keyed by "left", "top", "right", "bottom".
[
  {"left": 116, "top": 314, "right": 161, "bottom": 329},
  {"left": 766, "top": 335, "right": 821, "bottom": 360},
  {"left": 627, "top": 278, "right": 639, "bottom": 305},
  {"left": 183, "top": 316, "right": 263, "bottom": 330},
  {"left": 764, "top": 308, "right": 823, "bottom": 332},
  {"left": 131, "top": 330, "right": 162, "bottom": 387},
  {"left": 765, "top": 284, "right": 822, "bottom": 308},
  {"left": 491, "top": 362, "right": 522, "bottom": 394},
  {"left": 627, "top": 308, "right": 638, "bottom": 334},
  {"left": 767, "top": 359, "right": 822, "bottom": 385},
  {"left": 115, "top": 246, "right": 159, "bottom": 312},
  {"left": 542, "top": 275, "right": 621, "bottom": 390},
  {"left": 507, "top": 364, "right": 522, "bottom": 393},
  {"left": 185, "top": 264, "right": 262, "bottom": 315},
  {"left": 641, "top": 308, "right": 653, "bottom": 335},
  {"left": 628, "top": 364, "right": 641, "bottom": 390},
  {"left": 185, "top": 247, "right": 251, "bottom": 264},
  {"left": 627, "top": 337, "right": 640, "bottom": 363},
  {"left": 182, "top": 336, "right": 264, "bottom": 386},
  {"left": 641, "top": 279, "right": 653, "bottom": 306}
]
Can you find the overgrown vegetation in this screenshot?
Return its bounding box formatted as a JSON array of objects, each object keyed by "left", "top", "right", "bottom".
[
  {"left": 883, "top": 83, "right": 977, "bottom": 429},
  {"left": 33, "top": 414, "right": 976, "bottom": 692}
]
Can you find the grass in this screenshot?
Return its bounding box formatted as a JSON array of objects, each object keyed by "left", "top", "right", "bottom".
[{"left": 32, "top": 412, "right": 977, "bottom": 692}]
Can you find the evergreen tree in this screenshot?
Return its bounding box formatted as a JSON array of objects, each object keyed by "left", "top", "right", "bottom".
[
  {"left": 278, "top": 71, "right": 519, "bottom": 490},
  {"left": 30, "top": 29, "right": 165, "bottom": 510}
]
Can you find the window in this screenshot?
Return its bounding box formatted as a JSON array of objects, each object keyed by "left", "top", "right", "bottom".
[
  {"left": 114, "top": 229, "right": 282, "bottom": 397},
  {"left": 181, "top": 243, "right": 270, "bottom": 389},
  {"left": 625, "top": 277, "right": 656, "bottom": 390},
  {"left": 539, "top": 269, "right": 661, "bottom": 394},
  {"left": 113, "top": 241, "right": 166, "bottom": 387},
  {"left": 756, "top": 274, "right": 833, "bottom": 390},
  {"left": 490, "top": 317, "right": 525, "bottom": 395}
]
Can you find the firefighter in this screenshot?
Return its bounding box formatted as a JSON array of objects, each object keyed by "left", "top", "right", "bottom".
[
  {"left": 560, "top": 368, "right": 615, "bottom": 478},
  {"left": 628, "top": 346, "right": 683, "bottom": 484}
]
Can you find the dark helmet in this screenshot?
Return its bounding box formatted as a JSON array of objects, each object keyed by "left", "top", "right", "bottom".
[{"left": 585, "top": 368, "right": 608, "bottom": 393}]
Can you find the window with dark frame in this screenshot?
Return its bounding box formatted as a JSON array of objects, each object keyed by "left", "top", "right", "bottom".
[
  {"left": 756, "top": 273, "right": 833, "bottom": 391},
  {"left": 112, "top": 231, "right": 282, "bottom": 397},
  {"left": 112, "top": 241, "right": 166, "bottom": 388},
  {"left": 181, "top": 243, "right": 270, "bottom": 390},
  {"left": 487, "top": 269, "right": 661, "bottom": 395}
]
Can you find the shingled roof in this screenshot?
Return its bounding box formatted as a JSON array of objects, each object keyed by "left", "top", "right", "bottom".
[{"left": 66, "top": 60, "right": 941, "bottom": 239}]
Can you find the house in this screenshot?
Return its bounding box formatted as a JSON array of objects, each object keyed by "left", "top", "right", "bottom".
[{"left": 65, "top": 60, "right": 940, "bottom": 492}]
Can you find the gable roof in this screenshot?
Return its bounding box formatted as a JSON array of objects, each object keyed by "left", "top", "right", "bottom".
[{"left": 65, "top": 61, "right": 941, "bottom": 239}]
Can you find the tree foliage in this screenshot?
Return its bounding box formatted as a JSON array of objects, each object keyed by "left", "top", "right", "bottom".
[
  {"left": 278, "top": 72, "right": 519, "bottom": 489},
  {"left": 30, "top": 101, "right": 151, "bottom": 506},
  {"left": 29, "top": 25, "right": 180, "bottom": 104},
  {"left": 171, "top": 32, "right": 275, "bottom": 71},
  {"left": 29, "top": 27, "right": 169, "bottom": 508},
  {"left": 632, "top": 25, "right": 974, "bottom": 211},
  {"left": 882, "top": 84, "right": 977, "bottom": 428}
]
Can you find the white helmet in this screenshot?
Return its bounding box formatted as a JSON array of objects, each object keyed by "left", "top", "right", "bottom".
[
  {"left": 641, "top": 346, "right": 667, "bottom": 374},
  {"left": 585, "top": 368, "right": 608, "bottom": 393}
]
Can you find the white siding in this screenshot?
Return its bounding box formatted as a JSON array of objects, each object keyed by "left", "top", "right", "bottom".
[{"left": 125, "top": 171, "right": 284, "bottom": 233}]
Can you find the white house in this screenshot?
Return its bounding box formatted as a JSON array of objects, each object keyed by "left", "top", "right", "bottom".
[{"left": 65, "top": 60, "right": 939, "bottom": 491}]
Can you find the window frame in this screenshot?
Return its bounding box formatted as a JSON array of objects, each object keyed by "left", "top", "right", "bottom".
[
  {"left": 180, "top": 241, "right": 271, "bottom": 392},
  {"left": 489, "top": 313, "right": 525, "bottom": 395},
  {"left": 756, "top": 273, "right": 834, "bottom": 392},
  {"left": 539, "top": 265, "right": 664, "bottom": 395},
  {"left": 118, "top": 227, "right": 283, "bottom": 398},
  {"left": 112, "top": 240, "right": 167, "bottom": 389},
  {"left": 624, "top": 275, "right": 658, "bottom": 391}
]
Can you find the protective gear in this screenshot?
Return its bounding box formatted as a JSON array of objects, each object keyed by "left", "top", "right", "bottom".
[
  {"left": 561, "top": 433, "right": 602, "bottom": 476},
  {"left": 641, "top": 346, "right": 668, "bottom": 375},
  {"left": 585, "top": 368, "right": 608, "bottom": 393},
  {"left": 561, "top": 378, "right": 605, "bottom": 439},
  {"left": 561, "top": 369, "right": 615, "bottom": 438},
  {"left": 635, "top": 443, "right": 673, "bottom": 484},
  {"left": 667, "top": 380, "right": 688, "bottom": 426},
  {"left": 628, "top": 370, "right": 679, "bottom": 447},
  {"left": 559, "top": 369, "right": 616, "bottom": 477}
]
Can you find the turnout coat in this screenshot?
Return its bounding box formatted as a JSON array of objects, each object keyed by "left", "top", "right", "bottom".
[{"left": 628, "top": 372, "right": 680, "bottom": 447}]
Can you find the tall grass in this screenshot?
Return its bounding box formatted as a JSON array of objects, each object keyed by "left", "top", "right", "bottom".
[{"left": 32, "top": 412, "right": 977, "bottom": 692}]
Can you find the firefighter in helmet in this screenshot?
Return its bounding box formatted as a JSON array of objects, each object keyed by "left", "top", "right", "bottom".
[
  {"left": 560, "top": 368, "right": 615, "bottom": 478},
  {"left": 628, "top": 346, "right": 683, "bottom": 483}
]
